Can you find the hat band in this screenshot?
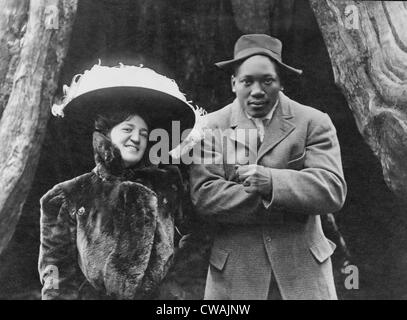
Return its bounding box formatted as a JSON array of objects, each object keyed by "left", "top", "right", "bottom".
[
  {"left": 234, "top": 47, "right": 282, "bottom": 63},
  {"left": 215, "top": 47, "right": 303, "bottom": 75}
]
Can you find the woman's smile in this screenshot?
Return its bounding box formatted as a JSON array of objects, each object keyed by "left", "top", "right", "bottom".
[
  {"left": 110, "top": 115, "right": 149, "bottom": 167},
  {"left": 125, "top": 144, "right": 140, "bottom": 151}
]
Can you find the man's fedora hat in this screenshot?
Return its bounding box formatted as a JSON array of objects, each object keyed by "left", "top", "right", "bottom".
[{"left": 215, "top": 34, "right": 302, "bottom": 75}]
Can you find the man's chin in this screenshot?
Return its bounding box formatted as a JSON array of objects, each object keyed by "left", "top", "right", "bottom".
[{"left": 246, "top": 107, "right": 271, "bottom": 118}]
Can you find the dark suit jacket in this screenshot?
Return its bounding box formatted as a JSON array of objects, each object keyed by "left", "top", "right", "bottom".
[{"left": 189, "top": 92, "right": 347, "bottom": 300}]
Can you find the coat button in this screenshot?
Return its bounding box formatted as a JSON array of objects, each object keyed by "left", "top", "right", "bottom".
[
  {"left": 265, "top": 236, "right": 272, "bottom": 242},
  {"left": 77, "top": 207, "right": 85, "bottom": 216}
]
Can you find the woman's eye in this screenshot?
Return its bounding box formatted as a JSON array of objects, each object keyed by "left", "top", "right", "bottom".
[
  {"left": 140, "top": 131, "right": 148, "bottom": 138},
  {"left": 242, "top": 79, "right": 252, "bottom": 86},
  {"left": 122, "top": 128, "right": 132, "bottom": 133}
]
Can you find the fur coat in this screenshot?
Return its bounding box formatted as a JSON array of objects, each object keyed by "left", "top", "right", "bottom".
[{"left": 38, "top": 131, "right": 185, "bottom": 300}]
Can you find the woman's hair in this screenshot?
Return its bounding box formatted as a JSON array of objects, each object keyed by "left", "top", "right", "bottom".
[{"left": 94, "top": 109, "right": 150, "bottom": 136}]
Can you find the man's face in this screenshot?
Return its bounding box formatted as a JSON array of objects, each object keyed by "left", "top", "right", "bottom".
[{"left": 232, "top": 55, "right": 282, "bottom": 118}]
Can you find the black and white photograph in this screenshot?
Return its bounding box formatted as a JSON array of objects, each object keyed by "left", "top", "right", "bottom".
[{"left": 0, "top": 0, "right": 406, "bottom": 305}]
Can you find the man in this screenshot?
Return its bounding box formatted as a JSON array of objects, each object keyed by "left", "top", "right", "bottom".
[{"left": 189, "top": 34, "right": 347, "bottom": 300}]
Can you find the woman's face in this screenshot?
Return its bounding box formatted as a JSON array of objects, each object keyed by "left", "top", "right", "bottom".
[{"left": 109, "top": 115, "right": 149, "bottom": 167}]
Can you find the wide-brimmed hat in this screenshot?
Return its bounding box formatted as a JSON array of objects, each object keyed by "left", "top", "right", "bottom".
[
  {"left": 52, "top": 63, "right": 205, "bottom": 135},
  {"left": 215, "top": 34, "right": 302, "bottom": 75}
]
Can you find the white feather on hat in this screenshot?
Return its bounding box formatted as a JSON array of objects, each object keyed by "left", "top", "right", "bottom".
[{"left": 51, "top": 61, "right": 207, "bottom": 159}]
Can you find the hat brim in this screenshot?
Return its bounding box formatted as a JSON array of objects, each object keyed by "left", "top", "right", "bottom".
[
  {"left": 63, "top": 86, "right": 196, "bottom": 134},
  {"left": 215, "top": 53, "right": 303, "bottom": 75}
]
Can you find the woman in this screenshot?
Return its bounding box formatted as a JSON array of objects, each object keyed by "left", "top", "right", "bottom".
[{"left": 38, "top": 63, "right": 202, "bottom": 300}]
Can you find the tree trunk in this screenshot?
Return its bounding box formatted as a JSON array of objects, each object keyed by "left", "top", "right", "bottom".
[
  {"left": 230, "top": 0, "right": 295, "bottom": 36},
  {"left": 0, "top": 0, "right": 29, "bottom": 117},
  {"left": 310, "top": 0, "right": 407, "bottom": 200},
  {"left": 0, "top": 0, "right": 78, "bottom": 255}
]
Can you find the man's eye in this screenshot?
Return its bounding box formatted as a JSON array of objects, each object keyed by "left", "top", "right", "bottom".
[
  {"left": 264, "top": 78, "right": 274, "bottom": 85},
  {"left": 122, "top": 128, "right": 132, "bottom": 133},
  {"left": 242, "top": 79, "right": 252, "bottom": 86}
]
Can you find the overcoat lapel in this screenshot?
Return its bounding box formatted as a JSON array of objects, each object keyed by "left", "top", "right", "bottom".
[
  {"left": 257, "top": 93, "right": 296, "bottom": 161},
  {"left": 227, "top": 100, "right": 258, "bottom": 164},
  {"left": 225, "top": 94, "right": 296, "bottom": 164}
]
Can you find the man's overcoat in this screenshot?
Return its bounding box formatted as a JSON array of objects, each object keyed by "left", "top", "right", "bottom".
[{"left": 190, "top": 92, "right": 347, "bottom": 300}]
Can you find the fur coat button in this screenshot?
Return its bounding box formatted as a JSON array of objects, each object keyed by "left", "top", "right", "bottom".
[{"left": 77, "top": 207, "right": 86, "bottom": 216}]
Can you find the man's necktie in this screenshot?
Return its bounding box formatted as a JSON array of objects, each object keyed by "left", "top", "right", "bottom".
[{"left": 252, "top": 118, "right": 268, "bottom": 145}]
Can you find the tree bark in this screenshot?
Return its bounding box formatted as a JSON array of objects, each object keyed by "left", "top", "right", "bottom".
[
  {"left": 0, "top": 0, "right": 29, "bottom": 117},
  {"left": 310, "top": 0, "right": 407, "bottom": 199},
  {"left": 0, "top": 0, "right": 78, "bottom": 255},
  {"left": 230, "top": 0, "right": 295, "bottom": 36}
]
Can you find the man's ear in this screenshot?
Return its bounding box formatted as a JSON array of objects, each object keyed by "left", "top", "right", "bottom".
[{"left": 231, "top": 75, "right": 236, "bottom": 93}]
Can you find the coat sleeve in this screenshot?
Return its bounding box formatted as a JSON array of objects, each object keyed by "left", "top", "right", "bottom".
[
  {"left": 267, "top": 113, "right": 347, "bottom": 215},
  {"left": 189, "top": 130, "right": 271, "bottom": 225},
  {"left": 161, "top": 165, "right": 186, "bottom": 229},
  {"left": 38, "top": 185, "right": 84, "bottom": 300}
]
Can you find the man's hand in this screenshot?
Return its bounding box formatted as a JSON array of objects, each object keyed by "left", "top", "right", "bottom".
[{"left": 235, "top": 164, "right": 273, "bottom": 198}]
